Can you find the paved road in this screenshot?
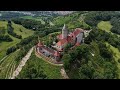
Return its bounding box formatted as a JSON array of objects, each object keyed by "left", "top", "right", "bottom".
[{"left": 10, "top": 47, "right": 34, "bottom": 79}]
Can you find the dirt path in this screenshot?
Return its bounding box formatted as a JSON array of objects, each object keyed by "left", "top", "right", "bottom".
[
  {"left": 60, "top": 67, "right": 69, "bottom": 79},
  {"left": 10, "top": 47, "right": 34, "bottom": 79}
]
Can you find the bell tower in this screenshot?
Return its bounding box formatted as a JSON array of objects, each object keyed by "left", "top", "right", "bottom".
[{"left": 62, "top": 24, "right": 68, "bottom": 39}]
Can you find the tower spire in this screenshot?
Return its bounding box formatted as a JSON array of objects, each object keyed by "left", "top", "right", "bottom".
[
  {"left": 37, "top": 36, "right": 43, "bottom": 46},
  {"left": 63, "top": 23, "right": 66, "bottom": 30},
  {"left": 38, "top": 36, "right": 40, "bottom": 43},
  {"left": 62, "top": 24, "right": 68, "bottom": 39}
]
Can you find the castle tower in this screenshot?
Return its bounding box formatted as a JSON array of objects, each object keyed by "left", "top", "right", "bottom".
[
  {"left": 37, "top": 36, "right": 43, "bottom": 47},
  {"left": 38, "top": 36, "right": 40, "bottom": 43},
  {"left": 62, "top": 24, "right": 68, "bottom": 39}
]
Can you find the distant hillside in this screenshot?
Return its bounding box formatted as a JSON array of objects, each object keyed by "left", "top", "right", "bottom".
[
  {"left": 0, "top": 11, "right": 74, "bottom": 20},
  {"left": 51, "top": 11, "right": 90, "bottom": 30}
]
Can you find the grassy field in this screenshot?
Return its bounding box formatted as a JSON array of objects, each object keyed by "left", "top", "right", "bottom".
[
  {"left": 98, "top": 21, "right": 120, "bottom": 37},
  {"left": 0, "top": 21, "right": 8, "bottom": 29},
  {"left": 97, "top": 21, "right": 112, "bottom": 32},
  {"left": 17, "top": 50, "right": 62, "bottom": 79},
  {"left": 106, "top": 42, "right": 120, "bottom": 78},
  {"left": 0, "top": 21, "right": 34, "bottom": 60},
  {"left": 21, "top": 16, "right": 45, "bottom": 24},
  {"left": 12, "top": 22, "right": 34, "bottom": 38}
]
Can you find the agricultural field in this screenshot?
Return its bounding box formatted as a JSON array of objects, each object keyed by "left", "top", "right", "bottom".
[{"left": 0, "top": 50, "right": 20, "bottom": 79}]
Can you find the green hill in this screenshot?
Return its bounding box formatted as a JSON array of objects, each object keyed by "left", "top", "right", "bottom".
[
  {"left": 0, "top": 21, "right": 34, "bottom": 79},
  {"left": 52, "top": 12, "right": 91, "bottom": 30},
  {"left": 0, "top": 21, "right": 34, "bottom": 60}
]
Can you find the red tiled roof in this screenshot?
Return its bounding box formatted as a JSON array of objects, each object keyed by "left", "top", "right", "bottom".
[
  {"left": 57, "top": 34, "right": 62, "bottom": 40},
  {"left": 67, "top": 36, "right": 72, "bottom": 43},
  {"left": 56, "top": 38, "right": 68, "bottom": 46},
  {"left": 54, "top": 51, "right": 60, "bottom": 56},
  {"left": 75, "top": 42, "right": 80, "bottom": 46},
  {"left": 72, "top": 29, "right": 81, "bottom": 37},
  {"left": 70, "top": 28, "right": 83, "bottom": 38}
]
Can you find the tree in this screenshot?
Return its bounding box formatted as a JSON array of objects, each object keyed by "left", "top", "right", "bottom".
[
  {"left": 6, "top": 46, "right": 16, "bottom": 55},
  {"left": 64, "top": 43, "right": 72, "bottom": 53},
  {"left": 78, "top": 63, "right": 95, "bottom": 79},
  {"left": 62, "top": 54, "right": 72, "bottom": 70},
  {"left": 118, "top": 59, "right": 120, "bottom": 63}
]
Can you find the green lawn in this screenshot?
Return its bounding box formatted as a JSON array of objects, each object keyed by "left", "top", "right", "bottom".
[
  {"left": 97, "top": 21, "right": 112, "bottom": 32},
  {"left": 106, "top": 42, "right": 120, "bottom": 78},
  {"left": 17, "top": 50, "right": 62, "bottom": 79}
]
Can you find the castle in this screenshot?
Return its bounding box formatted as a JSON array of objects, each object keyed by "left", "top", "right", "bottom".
[
  {"left": 36, "top": 24, "right": 84, "bottom": 63},
  {"left": 55, "top": 24, "right": 84, "bottom": 51}
]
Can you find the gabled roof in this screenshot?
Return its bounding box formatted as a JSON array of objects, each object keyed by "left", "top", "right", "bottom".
[
  {"left": 72, "top": 29, "right": 81, "bottom": 37},
  {"left": 54, "top": 51, "right": 60, "bottom": 56},
  {"left": 56, "top": 38, "right": 68, "bottom": 46},
  {"left": 57, "top": 34, "right": 62, "bottom": 40},
  {"left": 67, "top": 36, "right": 72, "bottom": 43},
  {"left": 70, "top": 28, "right": 84, "bottom": 38}
]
